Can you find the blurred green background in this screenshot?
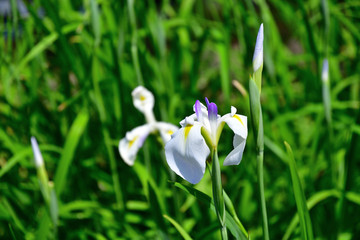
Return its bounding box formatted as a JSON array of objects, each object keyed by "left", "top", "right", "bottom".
[{"left": 0, "top": 0, "right": 359, "bottom": 239}]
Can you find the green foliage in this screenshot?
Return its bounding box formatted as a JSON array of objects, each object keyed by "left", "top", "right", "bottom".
[
  {"left": 0, "top": 0, "right": 359, "bottom": 239},
  {"left": 284, "top": 142, "right": 313, "bottom": 240}
]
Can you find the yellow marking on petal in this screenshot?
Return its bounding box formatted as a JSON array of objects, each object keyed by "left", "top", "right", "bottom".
[
  {"left": 128, "top": 136, "right": 138, "bottom": 149},
  {"left": 167, "top": 130, "right": 174, "bottom": 135},
  {"left": 140, "top": 95, "right": 146, "bottom": 101},
  {"left": 184, "top": 125, "right": 193, "bottom": 140},
  {"left": 233, "top": 115, "right": 244, "bottom": 126}
]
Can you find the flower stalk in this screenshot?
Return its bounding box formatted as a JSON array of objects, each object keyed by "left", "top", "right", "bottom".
[
  {"left": 249, "top": 23, "right": 270, "bottom": 240},
  {"left": 211, "top": 148, "right": 228, "bottom": 239}
]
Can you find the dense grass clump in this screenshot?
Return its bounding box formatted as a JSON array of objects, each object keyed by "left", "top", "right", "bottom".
[{"left": 0, "top": 0, "right": 359, "bottom": 239}]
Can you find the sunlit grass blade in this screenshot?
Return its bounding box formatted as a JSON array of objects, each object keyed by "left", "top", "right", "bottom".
[
  {"left": 163, "top": 214, "right": 192, "bottom": 240},
  {"left": 284, "top": 141, "right": 314, "bottom": 240},
  {"left": 54, "top": 110, "right": 89, "bottom": 196},
  {"left": 282, "top": 189, "right": 338, "bottom": 240}
]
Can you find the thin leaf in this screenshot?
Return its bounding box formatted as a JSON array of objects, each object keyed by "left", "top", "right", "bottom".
[
  {"left": 163, "top": 214, "right": 192, "bottom": 240},
  {"left": 54, "top": 110, "right": 89, "bottom": 196},
  {"left": 284, "top": 141, "right": 314, "bottom": 240}
]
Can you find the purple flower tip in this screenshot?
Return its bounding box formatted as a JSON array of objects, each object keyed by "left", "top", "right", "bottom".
[
  {"left": 205, "top": 97, "right": 210, "bottom": 108},
  {"left": 207, "top": 102, "right": 218, "bottom": 121}
]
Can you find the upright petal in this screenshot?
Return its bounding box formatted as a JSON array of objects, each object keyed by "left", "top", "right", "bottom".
[
  {"left": 194, "top": 100, "right": 204, "bottom": 123},
  {"left": 165, "top": 123, "right": 210, "bottom": 184},
  {"left": 119, "top": 124, "right": 153, "bottom": 166},
  {"left": 132, "top": 86, "right": 155, "bottom": 113},
  {"left": 156, "top": 122, "right": 179, "bottom": 143}
]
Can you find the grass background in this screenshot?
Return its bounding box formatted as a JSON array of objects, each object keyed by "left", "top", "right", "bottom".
[{"left": 0, "top": 0, "right": 360, "bottom": 239}]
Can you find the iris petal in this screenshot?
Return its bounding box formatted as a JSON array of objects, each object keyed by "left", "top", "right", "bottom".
[
  {"left": 156, "top": 122, "right": 179, "bottom": 143},
  {"left": 220, "top": 111, "right": 248, "bottom": 165},
  {"left": 119, "top": 124, "right": 153, "bottom": 166},
  {"left": 165, "top": 123, "right": 210, "bottom": 184},
  {"left": 224, "top": 135, "right": 246, "bottom": 166}
]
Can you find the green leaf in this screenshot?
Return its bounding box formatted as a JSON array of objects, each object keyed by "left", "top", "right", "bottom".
[
  {"left": 163, "top": 214, "right": 192, "bottom": 240},
  {"left": 54, "top": 110, "right": 89, "bottom": 196},
  {"left": 90, "top": 0, "right": 101, "bottom": 47},
  {"left": 172, "top": 182, "right": 248, "bottom": 240},
  {"left": 284, "top": 141, "right": 314, "bottom": 240},
  {"left": 282, "top": 190, "right": 338, "bottom": 240}
]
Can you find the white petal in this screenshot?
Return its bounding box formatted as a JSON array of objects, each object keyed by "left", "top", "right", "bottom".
[
  {"left": 156, "top": 122, "right": 179, "bottom": 143},
  {"left": 119, "top": 124, "right": 153, "bottom": 166},
  {"left": 180, "top": 115, "right": 196, "bottom": 127},
  {"left": 253, "top": 23, "right": 264, "bottom": 72},
  {"left": 165, "top": 123, "right": 210, "bottom": 184},
  {"left": 220, "top": 113, "right": 248, "bottom": 165},
  {"left": 230, "top": 106, "right": 237, "bottom": 117},
  {"left": 132, "top": 86, "right": 155, "bottom": 114},
  {"left": 224, "top": 136, "right": 246, "bottom": 166},
  {"left": 31, "top": 137, "right": 44, "bottom": 168},
  {"left": 221, "top": 113, "right": 248, "bottom": 140}
]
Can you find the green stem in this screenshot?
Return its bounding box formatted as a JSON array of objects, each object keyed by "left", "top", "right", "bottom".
[
  {"left": 249, "top": 77, "right": 270, "bottom": 240},
  {"left": 257, "top": 108, "right": 270, "bottom": 240},
  {"left": 211, "top": 148, "right": 228, "bottom": 240},
  {"left": 258, "top": 150, "right": 269, "bottom": 240}
]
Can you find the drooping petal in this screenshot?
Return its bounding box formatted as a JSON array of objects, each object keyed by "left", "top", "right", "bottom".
[
  {"left": 165, "top": 122, "right": 210, "bottom": 184},
  {"left": 220, "top": 107, "right": 248, "bottom": 165},
  {"left": 221, "top": 107, "right": 248, "bottom": 140},
  {"left": 224, "top": 135, "right": 246, "bottom": 166},
  {"left": 31, "top": 137, "right": 44, "bottom": 168},
  {"left": 156, "top": 122, "right": 179, "bottom": 143},
  {"left": 119, "top": 124, "right": 153, "bottom": 166}
]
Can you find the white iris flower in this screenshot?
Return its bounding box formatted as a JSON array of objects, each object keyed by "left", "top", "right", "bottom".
[
  {"left": 119, "top": 86, "right": 179, "bottom": 166},
  {"left": 165, "top": 98, "right": 248, "bottom": 184}
]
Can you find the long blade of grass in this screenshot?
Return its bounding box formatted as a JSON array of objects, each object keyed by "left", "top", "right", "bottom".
[
  {"left": 163, "top": 214, "right": 192, "bottom": 240},
  {"left": 284, "top": 141, "right": 314, "bottom": 240},
  {"left": 54, "top": 110, "right": 89, "bottom": 196},
  {"left": 282, "top": 189, "right": 338, "bottom": 240}
]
